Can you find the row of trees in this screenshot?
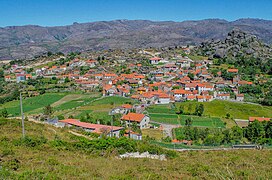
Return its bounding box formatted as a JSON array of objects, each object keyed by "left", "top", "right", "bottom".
[{"left": 174, "top": 120, "right": 272, "bottom": 145}]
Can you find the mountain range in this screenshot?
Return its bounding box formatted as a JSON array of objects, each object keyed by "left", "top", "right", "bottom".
[{"left": 1, "top": 18, "right": 272, "bottom": 60}]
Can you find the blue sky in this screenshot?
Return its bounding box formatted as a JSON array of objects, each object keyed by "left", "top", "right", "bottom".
[{"left": 0, "top": 0, "right": 271, "bottom": 27}]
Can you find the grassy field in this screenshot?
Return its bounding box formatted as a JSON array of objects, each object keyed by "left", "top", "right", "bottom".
[
  {"left": 142, "top": 129, "right": 163, "bottom": 140},
  {"left": 177, "top": 100, "right": 272, "bottom": 119},
  {"left": 179, "top": 115, "right": 225, "bottom": 128},
  {"left": 0, "top": 118, "right": 271, "bottom": 179},
  {"left": 54, "top": 97, "right": 98, "bottom": 111},
  {"left": 54, "top": 96, "right": 135, "bottom": 120},
  {"left": 0, "top": 93, "right": 66, "bottom": 116},
  {"left": 149, "top": 113, "right": 225, "bottom": 128},
  {"left": 149, "top": 113, "right": 179, "bottom": 124},
  {"left": 147, "top": 104, "right": 176, "bottom": 114}
]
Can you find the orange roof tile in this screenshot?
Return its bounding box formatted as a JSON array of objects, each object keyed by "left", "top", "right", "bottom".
[
  {"left": 121, "top": 113, "right": 146, "bottom": 122},
  {"left": 122, "top": 104, "right": 133, "bottom": 109},
  {"left": 249, "top": 117, "right": 271, "bottom": 122}
]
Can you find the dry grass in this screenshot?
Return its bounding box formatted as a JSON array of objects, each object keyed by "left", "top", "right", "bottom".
[
  {"left": 0, "top": 119, "right": 271, "bottom": 179},
  {"left": 142, "top": 128, "right": 163, "bottom": 140}
]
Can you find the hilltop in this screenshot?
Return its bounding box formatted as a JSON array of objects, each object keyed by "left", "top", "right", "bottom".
[
  {"left": 1, "top": 18, "right": 272, "bottom": 60},
  {"left": 194, "top": 28, "right": 272, "bottom": 60}
]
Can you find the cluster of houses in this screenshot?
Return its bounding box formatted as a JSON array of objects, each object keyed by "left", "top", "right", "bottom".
[
  {"left": 100, "top": 57, "right": 249, "bottom": 104},
  {"left": 4, "top": 54, "right": 251, "bottom": 104}
]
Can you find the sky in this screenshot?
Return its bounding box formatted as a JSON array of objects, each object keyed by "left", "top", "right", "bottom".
[{"left": 0, "top": 0, "right": 271, "bottom": 27}]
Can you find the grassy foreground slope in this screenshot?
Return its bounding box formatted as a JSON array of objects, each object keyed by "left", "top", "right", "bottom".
[{"left": 0, "top": 118, "right": 271, "bottom": 179}]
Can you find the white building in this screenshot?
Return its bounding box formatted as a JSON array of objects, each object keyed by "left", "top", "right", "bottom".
[{"left": 121, "top": 113, "right": 150, "bottom": 129}]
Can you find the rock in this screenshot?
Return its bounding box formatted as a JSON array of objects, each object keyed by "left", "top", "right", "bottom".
[
  {"left": 194, "top": 28, "right": 272, "bottom": 62},
  {"left": 246, "top": 48, "right": 254, "bottom": 54},
  {"left": 214, "top": 48, "right": 226, "bottom": 58}
]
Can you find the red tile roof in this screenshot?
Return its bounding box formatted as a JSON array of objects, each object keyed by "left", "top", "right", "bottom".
[
  {"left": 150, "top": 57, "right": 162, "bottom": 61},
  {"left": 249, "top": 117, "right": 271, "bottom": 122},
  {"left": 122, "top": 104, "right": 133, "bottom": 109},
  {"left": 121, "top": 113, "right": 146, "bottom": 123},
  {"left": 228, "top": 69, "right": 238, "bottom": 73},
  {"left": 59, "top": 119, "right": 123, "bottom": 131}
]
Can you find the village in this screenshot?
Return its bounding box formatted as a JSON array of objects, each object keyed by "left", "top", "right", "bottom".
[{"left": 0, "top": 48, "right": 271, "bottom": 144}]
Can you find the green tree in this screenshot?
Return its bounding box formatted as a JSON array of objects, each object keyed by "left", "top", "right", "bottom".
[
  {"left": 0, "top": 108, "right": 8, "bottom": 118},
  {"left": 195, "top": 104, "right": 204, "bottom": 116},
  {"left": 245, "top": 120, "right": 265, "bottom": 142},
  {"left": 185, "top": 117, "right": 192, "bottom": 127},
  {"left": 264, "top": 120, "right": 272, "bottom": 138},
  {"left": 176, "top": 105, "right": 184, "bottom": 114},
  {"left": 188, "top": 72, "right": 194, "bottom": 80},
  {"left": 64, "top": 77, "right": 70, "bottom": 83},
  {"left": 43, "top": 105, "right": 53, "bottom": 117}
]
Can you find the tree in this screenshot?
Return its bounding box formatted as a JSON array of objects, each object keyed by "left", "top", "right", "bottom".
[
  {"left": 188, "top": 72, "right": 194, "bottom": 80},
  {"left": 225, "top": 113, "right": 230, "bottom": 119},
  {"left": 185, "top": 117, "right": 192, "bottom": 127},
  {"left": 264, "top": 120, "right": 272, "bottom": 138},
  {"left": 57, "top": 115, "right": 65, "bottom": 120},
  {"left": 176, "top": 105, "right": 184, "bottom": 114},
  {"left": 231, "top": 126, "right": 243, "bottom": 143},
  {"left": 188, "top": 103, "right": 193, "bottom": 114},
  {"left": 43, "top": 105, "right": 53, "bottom": 117},
  {"left": 245, "top": 120, "right": 265, "bottom": 142},
  {"left": 195, "top": 104, "right": 204, "bottom": 116},
  {"left": 64, "top": 77, "right": 70, "bottom": 83},
  {"left": 0, "top": 108, "right": 8, "bottom": 118}
]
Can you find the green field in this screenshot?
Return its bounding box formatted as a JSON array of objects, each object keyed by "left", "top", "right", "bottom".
[
  {"left": 91, "top": 96, "right": 134, "bottom": 106},
  {"left": 54, "top": 97, "right": 98, "bottom": 111},
  {"left": 179, "top": 115, "right": 225, "bottom": 128},
  {"left": 149, "top": 113, "right": 179, "bottom": 124},
  {"left": 0, "top": 93, "right": 66, "bottom": 116},
  {"left": 0, "top": 93, "right": 102, "bottom": 117},
  {"left": 149, "top": 113, "right": 225, "bottom": 128},
  {"left": 147, "top": 104, "right": 176, "bottom": 114},
  {"left": 177, "top": 100, "right": 272, "bottom": 119},
  {"left": 54, "top": 96, "right": 135, "bottom": 120}
]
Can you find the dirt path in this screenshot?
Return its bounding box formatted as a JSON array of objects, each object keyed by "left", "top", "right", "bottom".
[
  {"left": 68, "top": 130, "right": 93, "bottom": 140},
  {"left": 150, "top": 120, "right": 181, "bottom": 138},
  {"left": 51, "top": 94, "right": 85, "bottom": 107}
]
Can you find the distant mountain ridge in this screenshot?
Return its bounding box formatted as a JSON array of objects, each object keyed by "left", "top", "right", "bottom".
[{"left": 1, "top": 18, "right": 272, "bottom": 60}]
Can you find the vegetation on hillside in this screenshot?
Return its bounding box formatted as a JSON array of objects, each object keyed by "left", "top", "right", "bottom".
[
  {"left": 0, "top": 118, "right": 271, "bottom": 179},
  {"left": 174, "top": 119, "right": 272, "bottom": 145}
]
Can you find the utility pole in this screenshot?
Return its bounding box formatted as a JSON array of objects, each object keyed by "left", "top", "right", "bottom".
[
  {"left": 20, "top": 92, "right": 25, "bottom": 138},
  {"left": 111, "top": 115, "right": 113, "bottom": 137}
]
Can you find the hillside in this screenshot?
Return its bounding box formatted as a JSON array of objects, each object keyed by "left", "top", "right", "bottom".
[
  {"left": 1, "top": 18, "right": 272, "bottom": 60},
  {"left": 0, "top": 118, "right": 271, "bottom": 179}
]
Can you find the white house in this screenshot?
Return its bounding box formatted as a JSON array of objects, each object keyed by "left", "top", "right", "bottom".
[
  {"left": 217, "top": 93, "right": 230, "bottom": 100},
  {"left": 121, "top": 113, "right": 150, "bottom": 129},
  {"left": 149, "top": 57, "right": 162, "bottom": 65}
]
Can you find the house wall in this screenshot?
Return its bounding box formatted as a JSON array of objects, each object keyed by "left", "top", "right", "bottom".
[
  {"left": 157, "top": 98, "right": 170, "bottom": 104},
  {"left": 139, "top": 116, "right": 150, "bottom": 129}
]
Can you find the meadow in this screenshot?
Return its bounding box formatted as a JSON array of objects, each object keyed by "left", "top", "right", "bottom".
[
  {"left": 0, "top": 93, "right": 66, "bottom": 116},
  {"left": 147, "top": 104, "right": 226, "bottom": 128},
  {"left": 149, "top": 113, "right": 225, "bottom": 128},
  {"left": 0, "top": 93, "right": 133, "bottom": 121},
  {"left": 176, "top": 100, "right": 272, "bottom": 119}
]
